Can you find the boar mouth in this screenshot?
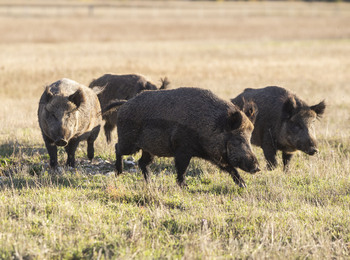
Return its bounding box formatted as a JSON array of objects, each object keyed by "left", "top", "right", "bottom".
[
  {"left": 302, "top": 147, "right": 318, "bottom": 155},
  {"left": 239, "top": 162, "right": 260, "bottom": 174},
  {"left": 305, "top": 147, "right": 318, "bottom": 156},
  {"left": 249, "top": 166, "right": 261, "bottom": 174}
]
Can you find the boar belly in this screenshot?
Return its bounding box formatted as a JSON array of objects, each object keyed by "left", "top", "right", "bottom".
[{"left": 137, "top": 127, "right": 174, "bottom": 157}]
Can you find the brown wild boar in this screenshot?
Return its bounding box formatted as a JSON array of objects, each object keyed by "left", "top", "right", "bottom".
[
  {"left": 103, "top": 87, "right": 260, "bottom": 188},
  {"left": 89, "top": 73, "right": 170, "bottom": 143},
  {"left": 38, "top": 78, "right": 102, "bottom": 168},
  {"left": 231, "top": 86, "right": 326, "bottom": 170}
]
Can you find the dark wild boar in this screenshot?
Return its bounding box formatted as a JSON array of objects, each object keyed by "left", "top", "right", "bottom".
[
  {"left": 103, "top": 87, "right": 260, "bottom": 188},
  {"left": 38, "top": 78, "right": 102, "bottom": 168},
  {"left": 89, "top": 73, "right": 170, "bottom": 143},
  {"left": 231, "top": 86, "right": 326, "bottom": 170}
]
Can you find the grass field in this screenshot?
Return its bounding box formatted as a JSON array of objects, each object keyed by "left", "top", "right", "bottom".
[{"left": 0, "top": 1, "right": 350, "bottom": 259}]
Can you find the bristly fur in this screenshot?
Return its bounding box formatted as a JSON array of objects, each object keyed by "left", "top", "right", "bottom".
[
  {"left": 38, "top": 78, "right": 102, "bottom": 168},
  {"left": 112, "top": 87, "right": 260, "bottom": 188},
  {"left": 101, "top": 99, "right": 127, "bottom": 116},
  {"left": 231, "top": 86, "right": 326, "bottom": 171},
  {"left": 89, "top": 73, "right": 170, "bottom": 144}
]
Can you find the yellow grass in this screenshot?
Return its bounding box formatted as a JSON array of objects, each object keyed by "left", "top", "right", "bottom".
[
  {"left": 0, "top": 0, "right": 349, "bottom": 176},
  {"left": 0, "top": 1, "right": 350, "bottom": 258}
]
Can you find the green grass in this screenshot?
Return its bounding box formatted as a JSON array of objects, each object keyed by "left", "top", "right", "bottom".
[
  {"left": 0, "top": 1, "right": 349, "bottom": 258},
  {"left": 0, "top": 139, "right": 349, "bottom": 259}
]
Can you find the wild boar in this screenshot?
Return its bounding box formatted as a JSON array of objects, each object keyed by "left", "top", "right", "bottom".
[
  {"left": 89, "top": 73, "right": 170, "bottom": 143},
  {"left": 231, "top": 86, "right": 326, "bottom": 170},
  {"left": 103, "top": 87, "right": 260, "bottom": 188},
  {"left": 38, "top": 78, "right": 102, "bottom": 168}
]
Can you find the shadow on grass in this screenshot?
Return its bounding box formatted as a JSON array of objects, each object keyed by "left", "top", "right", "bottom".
[
  {"left": 0, "top": 141, "right": 51, "bottom": 178},
  {"left": 0, "top": 140, "right": 47, "bottom": 158},
  {"left": 0, "top": 140, "right": 112, "bottom": 190},
  {"left": 150, "top": 158, "right": 204, "bottom": 178},
  {"left": 187, "top": 183, "right": 243, "bottom": 196},
  {"left": 0, "top": 140, "right": 48, "bottom": 168},
  {"left": 0, "top": 173, "right": 109, "bottom": 191}
]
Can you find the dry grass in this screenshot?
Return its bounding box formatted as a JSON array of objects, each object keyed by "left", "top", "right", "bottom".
[{"left": 0, "top": 1, "right": 350, "bottom": 259}]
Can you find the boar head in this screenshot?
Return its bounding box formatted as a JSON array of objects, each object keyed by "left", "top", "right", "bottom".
[
  {"left": 42, "top": 87, "right": 85, "bottom": 146},
  {"left": 225, "top": 110, "right": 260, "bottom": 173},
  {"left": 281, "top": 97, "right": 326, "bottom": 155}
]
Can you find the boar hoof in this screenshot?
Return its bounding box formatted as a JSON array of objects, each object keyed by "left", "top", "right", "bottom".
[
  {"left": 114, "top": 171, "right": 119, "bottom": 176},
  {"left": 237, "top": 180, "right": 247, "bottom": 188},
  {"left": 177, "top": 180, "right": 188, "bottom": 188},
  {"left": 283, "top": 165, "right": 290, "bottom": 172},
  {"left": 266, "top": 164, "right": 277, "bottom": 171}
]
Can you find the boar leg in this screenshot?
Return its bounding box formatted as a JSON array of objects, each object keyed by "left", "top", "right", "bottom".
[
  {"left": 262, "top": 132, "right": 278, "bottom": 170},
  {"left": 174, "top": 152, "right": 191, "bottom": 187},
  {"left": 138, "top": 151, "right": 154, "bottom": 182},
  {"left": 65, "top": 139, "right": 79, "bottom": 167},
  {"left": 104, "top": 120, "right": 115, "bottom": 144},
  {"left": 262, "top": 145, "right": 277, "bottom": 170},
  {"left": 87, "top": 125, "right": 100, "bottom": 161},
  {"left": 282, "top": 152, "right": 293, "bottom": 171},
  {"left": 220, "top": 165, "right": 246, "bottom": 188},
  {"left": 230, "top": 168, "right": 247, "bottom": 188},
  {"left": 87, "top": 140, "right": 95, "bottom": 161},
  {"left": 115, "top": 143, "right": 123, "bottom": 175},
  {"left": 43, "top": 135, "right": 58, "bottom": 168},
  {"left": 115, "top": 141, "right": 139, "bottom": 175}
]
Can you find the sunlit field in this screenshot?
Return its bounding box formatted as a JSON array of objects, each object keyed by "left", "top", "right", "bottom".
[{"left": 0, "top": 1, "right": 350, "bottom": 258}]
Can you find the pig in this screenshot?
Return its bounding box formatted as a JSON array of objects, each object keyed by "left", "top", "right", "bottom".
[
  {"left": 38, "top": 78, "right": 102, "bottom": 168},
  {"left": 89, "top": 73, "right": 170, "bottom": 143},
  {"left": 231, "top": 86, "right": 326, "bottom": 171},
  {"left": 103, "top": 87, "right": 260, "bottom": 188}
]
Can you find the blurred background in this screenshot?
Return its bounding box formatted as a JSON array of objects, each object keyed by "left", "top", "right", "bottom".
[{"left": 0, "top": 0, "right": 349, "bottom": 144}]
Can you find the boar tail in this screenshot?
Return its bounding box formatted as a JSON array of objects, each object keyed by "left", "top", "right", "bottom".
[
  {"left": 101, "top": 99, "right": 127, "bottom": 116},
  {"left": 159, "top": 77, "right": 170, "bottom": 90}
]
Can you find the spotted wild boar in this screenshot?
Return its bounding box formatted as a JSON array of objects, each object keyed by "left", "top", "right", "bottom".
[
  {"left": 89, "top": 73, "right": 170, "bottom": 143},
  {"left": 38, "top": 78, "right": 102, "bottom": 168},
  {"left": 103, "top": 87, "right": 260, "bottom": 188},
  {"left": 231, "top": 86, "right": 326, "bottom": 170}
]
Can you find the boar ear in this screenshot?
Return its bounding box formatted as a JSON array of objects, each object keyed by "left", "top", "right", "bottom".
[
  {"left": 242, "top": 99, "right": 258, "bottom": 123},
  {"left": 68, "top": 88, "right": 85, "bottom": 108},
  {"left": 226, "top": 111, "right": 242, "bottom": 131},
  {"left": 310, "top": 100, "right": 326, "bottom": 118},
  {"left": 44, "top": 86, "right": 53, "bottom": 102},
  {"left": 282, "top": 97, "right": 296, "bottom": 120},
  {"left": 159, "top": 77, "right": 170, "bottom": 90}
]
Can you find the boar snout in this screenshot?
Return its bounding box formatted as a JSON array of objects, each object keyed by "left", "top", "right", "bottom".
[
  {"left": 307, "top": 147, "right": 318, "bottom": 156},
  {"left": 248, "top": 158, "right": 260, "bottom": 174},
  {"left": 250, "top": 165, "right": 261, "bottom": 174},
  {"left": 55, "top": 139, "right": 68, "bottom": 147},
  {"left": 240, "top": 155, "right": 260, "bottom": 174},
  {"left": 302, "top": 139, "right": 318, "bottom": 156}
]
